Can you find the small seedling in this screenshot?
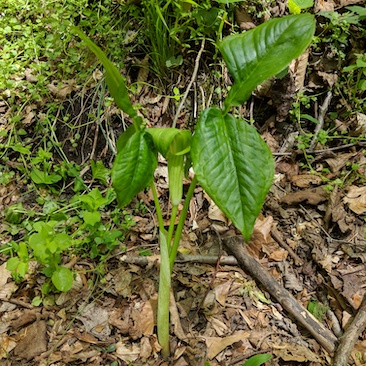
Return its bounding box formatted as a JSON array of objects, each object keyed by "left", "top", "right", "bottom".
[{"left": 243, "top": 354, "right": 273, "bottom": 366}]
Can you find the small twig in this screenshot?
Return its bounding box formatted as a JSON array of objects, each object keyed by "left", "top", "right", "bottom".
[
  {"left": 309, "top": 91, "right": 332, "bottom": 150},
  {"left": 271, "top": 226, "right": 304, "bottom": 266},
  {"left": 7, "top": 298, "right": 34, "bottom": 309},
  {"left": 333, "top": 294, "right": 366, "bottom": 366},
  {"left": 327, "top": 309, "right": 343, "bottom": 338},
  {"left": 172, "top": 39, "right": 205, "bottom": 128}
]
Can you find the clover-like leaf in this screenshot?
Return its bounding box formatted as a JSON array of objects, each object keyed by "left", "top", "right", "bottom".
[{"left": 52, "top": 266, "right": 73, "bottom": 292}]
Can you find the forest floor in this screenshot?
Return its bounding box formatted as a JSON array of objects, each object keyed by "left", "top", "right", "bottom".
[{"left": 1, "top": 0, "right": 366, "bottom": 365}]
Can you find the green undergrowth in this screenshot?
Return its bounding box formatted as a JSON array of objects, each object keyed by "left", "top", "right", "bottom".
[
  {"left": 289, "top": 6, "right": 366, "bottom": 181},
  {"left": 2, "top": 185, "right": 141, "bottom": 296}
]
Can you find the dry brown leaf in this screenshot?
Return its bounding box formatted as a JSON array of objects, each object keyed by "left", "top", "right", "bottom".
[
  {"left": 140, "top": 336, "right": 153, "bottom": 360},
  {"left": 341, "top": 270, "right": 364, "bottom": 309},
  {"left": 269, "top": 248, "right": 288, "bottom": 262},
  {"left": 318, "top": 254, "right": 335, "bottom": 272},
  {"left": 325, "top": 152, "right": 357, "bottom": 173},
  {"left": 108, "top": 310, "right": 129, "bottom": 333},
  {"left": 0, "top": 282, "right": 18, "bottom": 301},
  {"left": 114, "top": 269, "right": 132, "bottom": 297},
  {"left": 48, "top": 80, "right": 75, "bottom": 98},
  {"left": 262, "top": 130, "right": 279, "bottom": 153},
  {"left": 273, "top": 343, "right": 321, "bottom": 362},
  {"left": 339, "top": 0, "right": 365, "bottom": 6},
  {"left": 13, "top": 320, "right": 47, "bottom": 360},
  {"left": 170, "top": 291, "right": 186, "bottom": 340},
  {"left": 115, "top": 341, "right": 140, "bottom": 363},
  {"left": 281, "top": 187, "right": 327, "bottom": 205},
  {"left": 92, "top": 68, "right": 103, "bottom": 81},
  {"left": 140, "top": 299, "right": 155, "bottom": 335},
  {"left": 292, "top": 174, "right": 322, "bottom": 188},
  {"left": 22, "top": 105, "right": 36, "bottom": 126},
  {"left": 317, "top": 71, "right": 338, "bottom": 86},
  {"left": 276, "top": 160, "right": 299, "bottom": 179},
  {"left": 332, "top": 202, "right": 350, "bottom": 233},
  {"left": 355, "top": 112, "right": 366, "bottom": 135},
  {"left": 208, "top": 317, "right": 229, "bottom": 336},
  {"left": 76, "top": 303, "right": 111, "bottom": 340},
  {"left": 314, "top": 0, "right": 335, "bottom": 11},
  {"left": 235, "top": 8, "right": 255, "bottom": 30},
  {"left": 24, "top": 68, "right": 38, "bottom": 83},
  {"left": 0, "top": 263, "right": 11, "bottom": 288},
  {"left": 0, "top": 335, "right": 17, "bottom": 359},
  {"left": 208, "top": 200, "right": 227, "bottom": 224},
  {"left": 137, "top": 55, "right": 149, "bottom": 84},
  {"left": 214, "top": 281, "right": 231, "bottom": 307},
  {"left": 344, "top": 186, "right": 366, "bottom": 214},
  {"left": 204, "top": 331, "right": 250, "bottom": 359},
  {"left": 357, "top": 154, "right": 366, "bottom": 177},
  {"left": 254, "top": 215, "right": 273, "bottom": 243}
]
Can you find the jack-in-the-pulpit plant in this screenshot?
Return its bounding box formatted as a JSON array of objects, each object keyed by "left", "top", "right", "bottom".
[{"left": 74, "top": 13, "right": 315, "bottom": 359}]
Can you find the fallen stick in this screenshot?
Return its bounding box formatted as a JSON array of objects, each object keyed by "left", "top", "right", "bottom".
[
  {"left": 333, "top": 294, "right": 366, "bottom": 366},
  {"left": 223, "top": 236, "right": 338, "bottom": 354},
  {"left": 120, "top": 254, "right": 238, "bottom": 266}
]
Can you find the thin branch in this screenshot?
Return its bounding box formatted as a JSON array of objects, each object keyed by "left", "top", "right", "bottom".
[
  {"left": 333, "top": 294, "right": 366, "bottom": 366},
  {"left": 309, "top": 91, "right": 333, "bottom": 150},
  {"left": 172, "top": 39, "right": 205, "bottom": 128}
]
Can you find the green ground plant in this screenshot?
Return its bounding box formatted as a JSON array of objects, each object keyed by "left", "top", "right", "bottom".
[
  {"left": 308, "top": 300, "right": 329, "bottom": 321},
  {"left": 242, "top": 354, "right": 273, "bottom": 366},
  {"left": 4, "top": 187, "right": 135, "bottom": 294},
  {"left": 74, "top": 13, "right": 315, "bottom": 358}
]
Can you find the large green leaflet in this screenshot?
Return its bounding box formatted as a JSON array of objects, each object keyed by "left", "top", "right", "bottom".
[
  {"left": 112, "top": 130, "right": 157, "bottom": 207},
  {"left": 220, "top": 14, "right": 315, "bottom": 110},
  {"left": 73, "top": 27, "right": 142, "bottom": 127},
  {"left": 191, "top": 107, "right": 274, "bottom": 241}
]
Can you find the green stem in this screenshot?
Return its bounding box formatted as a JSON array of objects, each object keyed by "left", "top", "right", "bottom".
[
  {"left": 169, "top": 175, "right": 198, "bottom": 271},
  {"left": 151, "top": 182, "right": 165, "bottom": 232},
  {"left": 167, "top": 204, "right": 178, "bottom": 254},
  {"left": 157, "top": 228, "right": 171, "bottom": 359}
]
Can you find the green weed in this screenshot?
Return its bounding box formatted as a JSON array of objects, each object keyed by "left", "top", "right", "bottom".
[{"left": 4, "top": 187, "right": 134, "bottom": 292}]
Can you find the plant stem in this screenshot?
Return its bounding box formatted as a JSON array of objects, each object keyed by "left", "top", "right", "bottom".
[
  {"left": 167, "top": 203, "right": 178, "bottom": 254},
  {"left": 169, "top": 175, "right": 198, "bottom": 271},
  {"left": 158, "top": 175, "right": 197, "bottom": 358},
  {"left": 157, "top": 227, "right": 171, "bottom": 359},
  {"left": 151, "top": 182, "right": 165, "bottom": 232}
]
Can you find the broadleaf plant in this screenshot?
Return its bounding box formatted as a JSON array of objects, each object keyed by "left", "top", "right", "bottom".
[
  {"left": 74, "top": 13, "right": 315, "bottom": 359},
  {"left": 191, "top": 107, "right": 274, "bottom": 241},
  {"left": 220, "top": 14, "right": 315, "bottom": 112}
]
